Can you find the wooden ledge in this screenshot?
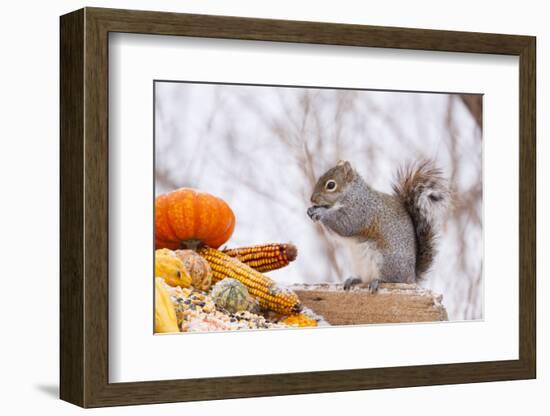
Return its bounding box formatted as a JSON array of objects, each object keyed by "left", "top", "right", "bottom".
[{"left": 292, "top": 283, "right": 448, "bottom": 325}]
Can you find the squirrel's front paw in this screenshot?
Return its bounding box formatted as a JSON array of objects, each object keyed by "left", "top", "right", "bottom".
[{"left": 307, "top": 206, "right": 328, "bottom": 222}]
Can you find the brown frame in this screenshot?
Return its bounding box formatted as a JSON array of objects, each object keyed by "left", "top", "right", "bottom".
[{"left": 60, "top": 7, "right": 536, "bottom": 408}]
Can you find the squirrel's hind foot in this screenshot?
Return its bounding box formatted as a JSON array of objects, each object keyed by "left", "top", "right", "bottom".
[
  {"left": 343, "top": 277, "right": 362, "bottom": 291},
  {"left": 343, "top": 277, "right": 380, "bottom": 294},
  {"left": 366, "top": 279, "right": 380, "bottom": 294}
]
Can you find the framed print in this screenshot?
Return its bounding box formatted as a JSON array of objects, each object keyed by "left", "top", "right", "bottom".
[{"left": 60, "top": 7, "right": 536, "bottom": 408}]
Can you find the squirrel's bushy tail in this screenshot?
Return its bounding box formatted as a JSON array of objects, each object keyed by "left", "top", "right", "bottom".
[{"left": 392, "top": 160, "right": 451, "bottom": 279}]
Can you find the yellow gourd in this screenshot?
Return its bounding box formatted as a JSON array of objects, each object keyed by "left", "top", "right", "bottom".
[
  {"left": 155, "top": 249, "right": 192, "bottom": 288},
  {"left": 154, "top": 278, "right": 179, "bottom": 333}
]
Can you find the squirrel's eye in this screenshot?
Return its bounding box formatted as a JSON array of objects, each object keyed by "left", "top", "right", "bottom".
[{"left": 325, "top": 180, "right": 337, "bottom": 192}]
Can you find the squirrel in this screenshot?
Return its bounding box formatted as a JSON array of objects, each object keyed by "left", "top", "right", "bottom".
[{"left": 307, "top": 160, "right": 450, "bottom": 293}]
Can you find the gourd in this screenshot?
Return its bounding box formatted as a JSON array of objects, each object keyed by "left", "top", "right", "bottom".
[
  {"left": 210, "top": 278, "right": 256, "bottom": 313},
  {"left": 154, "top": 278, "right": 179, "bottom": 333},
  {"left": 155, "top": 249, "right": 192, "bottom": 288},
  {"left": 175, "top": 249, "right": 213, "bottom": 291},
  {"left": 155, "top": 188, "right": 235, "bottom": 250},
  {"left": 198, "top": 247, "right": 302, "bottom": 315}
]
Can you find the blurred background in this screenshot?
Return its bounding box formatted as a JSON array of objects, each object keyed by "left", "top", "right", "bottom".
[{"left": 155, "top": 82, "right": 482, "bottom": 321}]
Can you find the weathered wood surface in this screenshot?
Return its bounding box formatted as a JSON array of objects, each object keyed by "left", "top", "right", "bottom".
[{"left": 293, "top": 283, "right": 448, "bottom": 325}]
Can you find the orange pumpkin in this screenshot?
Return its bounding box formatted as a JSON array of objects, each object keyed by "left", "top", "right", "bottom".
[{"left": 155, "top": 188, "right": 235, "bottom": 250}]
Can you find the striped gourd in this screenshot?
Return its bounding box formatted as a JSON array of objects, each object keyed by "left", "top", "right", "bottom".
[
  {"left": 198, "top": 247, "right": 302, "bottom": 315},
  {"left": 222, "top": 243, "right": 297, "bottom": 273}
]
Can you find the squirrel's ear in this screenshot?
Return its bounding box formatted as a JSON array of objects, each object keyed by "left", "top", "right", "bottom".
[{"left": 337, "top": 160, "right": 353, "bottom": 176}]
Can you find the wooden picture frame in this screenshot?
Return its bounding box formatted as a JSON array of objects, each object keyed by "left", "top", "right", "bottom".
[{"left": 60, "top": 7, "right": 536, "bottom": 408}]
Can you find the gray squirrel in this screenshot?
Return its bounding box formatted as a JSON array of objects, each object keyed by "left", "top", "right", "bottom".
[{"left": 307, "top": 160, "right": 450, "bottom": 293}]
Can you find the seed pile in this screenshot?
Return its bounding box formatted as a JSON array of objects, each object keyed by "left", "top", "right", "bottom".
[
  {"left": 161, "top": 280, "right": 323, "bottom": 332},
  {"left": 154, "top": 245, "right": 326, "bottom": 333}
]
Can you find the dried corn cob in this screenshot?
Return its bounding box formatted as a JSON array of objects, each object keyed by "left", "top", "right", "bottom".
[
  {"left": 222, "top": 243, "right": 297, "bottom": 273},
  {"left": 198, "top": 246, "right": 302, "bottom": 315},
  {"left": 281, "top": 314, "right": 318, "bottom": 327}
]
